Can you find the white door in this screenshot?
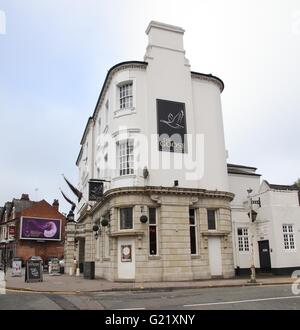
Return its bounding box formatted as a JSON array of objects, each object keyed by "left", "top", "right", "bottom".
[
  {"left": 117, "top": 238, "right": 135, "bottom": 280},
  {"left": 208, "top": 237, "right": 223, "bottom": 276}
]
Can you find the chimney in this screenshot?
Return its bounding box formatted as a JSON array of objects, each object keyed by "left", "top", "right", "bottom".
[
  {"left": 20, "top": 194, "right": 29, "bottom": 201},
  {"left": 52, "top": 199, "right": 59, "bottom": 211},
  {"left": 145, "top": 21, "right": 185, "bottom": 54}
]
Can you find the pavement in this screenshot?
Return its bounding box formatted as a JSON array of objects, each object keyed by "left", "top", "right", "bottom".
[{"left": 4, "top": 268, "right": 296, "bottom": 294}]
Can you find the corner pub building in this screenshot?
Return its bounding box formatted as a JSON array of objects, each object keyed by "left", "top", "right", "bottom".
[{"left": 65, "top": 21, "right": 235, "bottom": 282}]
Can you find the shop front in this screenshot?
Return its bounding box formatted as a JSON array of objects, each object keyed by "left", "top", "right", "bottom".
[{"left": 65, "top": 186, "right": 235, "bottom": 282}]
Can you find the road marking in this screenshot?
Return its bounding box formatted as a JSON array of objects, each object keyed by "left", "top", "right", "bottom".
[
  {"left": 184, "top": 295, "right": 300, "bottom": 307},
  {"left": 116, "top": 307, "right": 146, "bottom": 310}
]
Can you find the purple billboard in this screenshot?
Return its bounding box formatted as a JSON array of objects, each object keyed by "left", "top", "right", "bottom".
[{"left": 20, "top": 217, "right": 62, "bottom": 241}]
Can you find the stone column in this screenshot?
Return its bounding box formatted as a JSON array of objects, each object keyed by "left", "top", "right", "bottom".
[
  {"left": 64, "top": 222, "right": 76, "bottom": 274},
  {"left": 84, "top": 223, "right": 95, "bottom": 262},
  {"left": 160, "top": 195, "right": 193, "bottom": 281}
]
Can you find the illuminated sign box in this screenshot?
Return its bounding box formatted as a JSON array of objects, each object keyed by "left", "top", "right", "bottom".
[{"left": 20, "top": 217, "right": 62, "bottom": 241}]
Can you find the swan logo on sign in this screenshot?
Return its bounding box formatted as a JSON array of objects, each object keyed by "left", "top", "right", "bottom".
[
  {"left": 157, "top": 99, "right": 187, "bottom": 153},
  {"left": 20, "top": 217, "right": 62, "bottom": 241}
]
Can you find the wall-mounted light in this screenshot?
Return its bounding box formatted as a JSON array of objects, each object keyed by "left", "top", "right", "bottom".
[
  {"left": 143, "top": 167, "right": 149, "bottom": 179},
  {"left": 92, "top": 223, "right": 100, "bottom": 239}
]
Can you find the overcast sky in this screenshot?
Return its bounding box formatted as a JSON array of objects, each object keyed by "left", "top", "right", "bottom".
[{"left": 0, "top": 0, "right": 299, "bottom": 214}]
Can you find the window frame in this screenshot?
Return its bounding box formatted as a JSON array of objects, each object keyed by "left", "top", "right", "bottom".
[
  {"left": 189, "top": 208, "right": 198, "bottom": 255},
  {"left": 207, "top": 209, "right": 217, "bottom": 231},
  {"left": 282, "top": 224, "right": 296, "bottom": 251},
  {"left": 237, "top": 227, "right": 250, "bottom": 252},
  {"left": 118, "top": 139, "right": 134, "bottom": 176},
  {"left": 148, "top": 207, "right": 158, "bottom": 256},
  {"left": 119, "top": 82, "right": 133, "bottom": 110},
  {"left": 119, "top": 207, "right": 134, "bottom": 230}
]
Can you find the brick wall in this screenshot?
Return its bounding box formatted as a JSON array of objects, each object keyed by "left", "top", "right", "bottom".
[{"left": 15, "top": 200, "right": 66, "bottom": 263}]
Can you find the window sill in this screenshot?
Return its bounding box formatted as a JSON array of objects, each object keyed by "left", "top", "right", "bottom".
[
  {"left": 112, "top": 174, "right": 136, "bottom": 181},
  {"left": 201, "top": 230, "right": 230, "bottom": 236},
  {"left": 110, "top": 230, "right": 144, "bottom": 237},
  {"left": 148, "top": 255, "right": 161, "bottom": 260},
  {"left": 191, "top": 255, "right": 200, "bottom": 259},
  {"left": 103, "top": 257, "right": 111, "bottom": 261},
  {"left": 114, "top": 107, "right": 136, "bottom": 118}
]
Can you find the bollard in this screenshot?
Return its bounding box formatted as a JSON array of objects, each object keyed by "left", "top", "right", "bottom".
[{"left": 76, "top": 268, "right": 80, "bottom": 277}]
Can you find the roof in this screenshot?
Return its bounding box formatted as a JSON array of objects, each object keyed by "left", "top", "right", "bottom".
[
  {"left": 12, "top": 198, "right": 35, "bottom": 213},
  {"left": 227, "top": 163, "right": 257, "bottom": 170},
  {"left": 264, "top": 180, "right": 299, "bottom": 191},
  {"left": 227, "top": 163, "right": 261, "bottom": 177}
]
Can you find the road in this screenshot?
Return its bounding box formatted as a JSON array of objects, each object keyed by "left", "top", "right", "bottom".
[{"left": 0, "top": 284, "right": 300, "bottom": 310}]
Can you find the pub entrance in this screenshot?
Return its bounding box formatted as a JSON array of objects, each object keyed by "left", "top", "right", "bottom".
[{"left": 258, "top": 240, "right": 271, "bottom": 272}]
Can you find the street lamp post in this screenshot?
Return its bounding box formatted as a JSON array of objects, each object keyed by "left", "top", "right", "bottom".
[{"left": 247, "top": 188, "right": 257, "bottom": 283}]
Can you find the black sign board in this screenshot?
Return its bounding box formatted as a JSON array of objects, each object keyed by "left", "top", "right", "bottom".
[
  {"left": 88, "top": 180, "right": 104, "bottom": 201},
  {"left": 25, "top": 260, "right": 43, "bottom": 283},
  {"left": 157, "top": 99, "right": 187, "bottom": 153}
]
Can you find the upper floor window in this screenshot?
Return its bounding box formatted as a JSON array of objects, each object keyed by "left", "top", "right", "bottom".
[
  {"left": 118, "top": 140, "right": 134, "bottom": 176},
  {"left": 119, "top": 83, "right": 133, "bottom": 109},
  {"left": 283, "top": 224, "right": 295, "bottom": 250},
  {"left": 237, "top": 228, "right": 249, "bottom": 252},
  {"left": 120, "top": 207, "right": 133, "bottom": 230},
  {"left": 207, "top": 209, "right": 216, "bottom": 230}
]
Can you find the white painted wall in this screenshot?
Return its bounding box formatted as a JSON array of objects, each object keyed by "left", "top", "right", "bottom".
[
  {"left": 230, "top": 173, "right": 300, "bottom": 271},
  {"left": 229, "top": 172, "right": 261, "bottom": 269},
  {"left": 257, "top": 183, "right": 300, "bottom": 269},
  {"left": 76, "top": 21, "right": 230, "bottom": 211}
]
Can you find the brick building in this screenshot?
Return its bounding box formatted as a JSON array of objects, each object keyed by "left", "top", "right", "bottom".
[{"left": 0, "top": 194, "right": 66, "bottom": 266}]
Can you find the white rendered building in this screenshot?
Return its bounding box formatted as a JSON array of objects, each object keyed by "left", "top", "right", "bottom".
[
  {"left": 65, "top": 21, "right": 235, "bottom": 282},
  {"left": 229, "top": 164, "right": 300, "bottom": 275}
]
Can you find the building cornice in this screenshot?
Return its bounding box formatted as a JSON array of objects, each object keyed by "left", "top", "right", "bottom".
[
  {"left": 76, "top": 186, "right": 234, "bottom": 220},
  {"left": 191, "top": 71, "right": 224, "bottom": 93}
]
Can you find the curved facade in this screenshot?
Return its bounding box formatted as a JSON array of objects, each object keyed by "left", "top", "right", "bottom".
[{"left": 66, "top": 21, "right": 235, "bottom": 282}]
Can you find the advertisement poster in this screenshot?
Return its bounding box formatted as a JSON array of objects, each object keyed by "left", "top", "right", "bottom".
[
  {"left": 121, "top": 245, "right": 132, "bottom": 262},
  {"left": 157, "top": 99, "right": 187, "bottom": 153},
  {"left": 12, "top": 260, "right": 22, "bottom": 277},
  {"left": 20, "top": 217, "right": 61, "bottom": 241},
  {"left": 49, "top": 258, "right": 60, "bottom": 275}
]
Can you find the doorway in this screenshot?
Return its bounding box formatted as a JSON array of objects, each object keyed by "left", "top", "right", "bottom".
[
  {"left": 258, "top": 240, "right": 271, "bottom": 272},
  {"left": 208, "top": 237, "right": 223, "bottom": 276},
  {"left": 117, "top": 238, "right": 135, "bottom": 280}
]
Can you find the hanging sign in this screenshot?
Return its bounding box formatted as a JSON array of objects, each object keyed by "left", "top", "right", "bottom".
[{"left": 88, "top": 180, "right": 104, "bottom": 201}]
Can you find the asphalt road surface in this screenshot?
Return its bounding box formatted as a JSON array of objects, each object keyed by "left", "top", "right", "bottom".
[{"left": 0, "top": 284, "right": 300, "bottom": 310}]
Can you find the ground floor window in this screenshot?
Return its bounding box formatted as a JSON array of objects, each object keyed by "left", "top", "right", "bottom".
[
  {"left": 189, "top": 209, "right": 197, "bottom": 255},
  {"left": 207, "top": 209, "right": 216, "bottom": 230},
  {"left": 149, "top": 208, "right": 158, "bottom": 255},
  {"left": 120, "top": 207, "right": 133, "bottom": 230},
  {"left": 237, "top": 227, "right": 249, "bottom": 251},
  {"left": 283, "top": 224, "right": 295, "bottom": 250}
]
